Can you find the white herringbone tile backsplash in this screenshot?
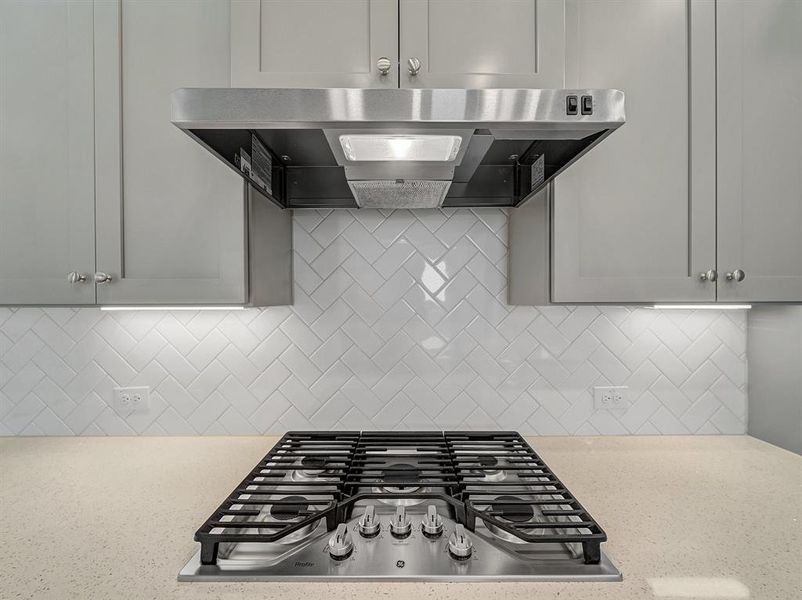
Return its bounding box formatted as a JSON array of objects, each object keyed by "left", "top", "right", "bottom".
[{"left": 0, "top": 209, "right": 747, "bottom": 436}]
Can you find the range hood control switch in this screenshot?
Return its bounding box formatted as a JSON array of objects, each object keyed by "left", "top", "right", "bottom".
[
  {"left": 581, "top": 95, "right": 593, "bottom": 115},
  {"left": 566, "top": 95, "right": 578, "bottom": 115}
]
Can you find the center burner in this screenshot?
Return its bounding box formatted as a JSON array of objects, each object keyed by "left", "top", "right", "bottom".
[
  {"left": 180, "top": 431, "right": 619, "bottom": 583},
  {"left": 380, "top": 463, "right": 420, "bottom": 490},
  {"left": 373, "top": 462, "right": 429, "bottom": 505}
]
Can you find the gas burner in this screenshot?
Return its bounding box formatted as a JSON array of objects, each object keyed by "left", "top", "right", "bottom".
[
  {"left": 269, "top": 496, "right": 309, "bottom": 520},
  {"left": 372, "top": 463, "right": 428, "bottom": 506},
  {"left": 483, "top": 495, "right": 536, "bottom": 544},
  {"left": 301, "top": 455, "right": 327, "bottom": 470},
  {"left": 476, "top": 455, "right": 498, "bottom": 468},
  {"left": 257, "top": 496, "right": 319, "bottom": 544},
  {"left": 467, "top": 454, "right": 506, "bottom": 482},
  {"left": 291, "top": 455, "right": 336, "bottom": 482},
  {"left": 381, "top": 463, "right": 420, "bottom": 490},
  {"left": 492, "top": 495, "right": 536, "bottom": 522}
]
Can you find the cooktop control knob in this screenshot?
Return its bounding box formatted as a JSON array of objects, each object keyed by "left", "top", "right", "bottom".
[
  {"left": 421, "top": 505, "right": 444, "bottom": 538},
  {"left": 448, "top": 524, "right": 473, "bottom": 560},
  {"left": 390, "top": 506, "right": 412, "bottom": 538},
  {"left": 328, "top": 523, "right": 354, "bottom": 560},
  {"left": 358, "top": 504, "right": 381, "bottom": 538}
]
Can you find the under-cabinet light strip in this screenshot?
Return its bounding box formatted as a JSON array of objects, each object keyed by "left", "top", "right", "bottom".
[
  {"left": 100, "top": 306, "right": 245, "bottom": 311},
  {"left": 652, "top": 304, "right": 752, "bottom": 310}
]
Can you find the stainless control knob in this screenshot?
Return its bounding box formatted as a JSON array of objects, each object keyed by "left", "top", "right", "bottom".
[
  {"left": 328, "top": 523, "right": 354, "bottom": 560},
  {"left": 407, "top": 57, "right": 422, "bottom": 76},
  {"left": 421, "top": 505, "right": 444, "bottom": 538},
  {"left": 698, "top": 269, "right": 717, "bottom": 282},
  {"left": 358, "top": 504, "right": 381, "bottom": 538},
  {"left": 448, "top": 524, "right": 473, "bottom": 560},
  {"left": 390, "top": 505, "right": 412, "bottom": 538},
  {"left": 726, "top": 269, "right": 746, "bottom": 282},
  {"left": 376, "top": 57, "right": 392, "bottom": 75},
  {"left": 67, "top": 272, "right": 88, "bottom": 284},
  {"left": 94, "top": 272, "right": 113, "bottom": 284}
]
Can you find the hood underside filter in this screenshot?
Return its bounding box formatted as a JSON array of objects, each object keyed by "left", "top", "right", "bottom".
[{"left": 348, "top": 179, "right": 451, "bottom": 209}]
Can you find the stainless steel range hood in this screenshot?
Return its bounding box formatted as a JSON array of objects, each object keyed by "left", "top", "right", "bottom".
[{"left": 171, "top": 88, "right": 625, "bottom": 209}]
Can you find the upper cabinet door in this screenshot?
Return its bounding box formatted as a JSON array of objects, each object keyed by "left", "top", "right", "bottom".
[
  {"left": 399, "top": 0, "right": 565, "bottom": 88},
  {"left": 716, "top": 0, "right": 802, "bottom": 302},
  {"left": 551, "top": 0, "right": 716, "bottom": 303},
  {"left": 0, "top": 0, "right": 96, "bottom": 305},
  {"left": 231, "top": 0, "right": 399, "bottom": 88},
  {"left": 94, "top": 0, "right": 246, "bottom": 305}
]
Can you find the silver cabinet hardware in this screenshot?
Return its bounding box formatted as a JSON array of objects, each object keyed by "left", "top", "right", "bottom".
[
  {"left": 94, "top": 272, "right": 113, "bottom": 284},
  {"left": 407, "top": 57, "right": 422, "bottom": 76},
  {"left": 376, "top": 57, "right": 391, "bottom": 75},
  {"left": 698, "top": 270, "right": 717, "bottom": 282},
  {"left": 67, "top": 272, "right": 88, "bottom": 284},
  {"left": 726, "top": 269, "right": 745, "bottom": 282}
]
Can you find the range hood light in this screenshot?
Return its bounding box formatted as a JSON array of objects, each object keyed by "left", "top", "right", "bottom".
[{"left": 339, "top": 134, "right": 462, "bottom": 162}]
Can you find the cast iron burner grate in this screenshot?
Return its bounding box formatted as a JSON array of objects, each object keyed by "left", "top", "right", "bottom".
[
  {"left": 193, "top": 431, "right": 359, "bottom": 565},
  {"left": 337, "top": 431, "right": 464, "bottom": 511},
  {"left": 193, "top": 431, "right": 607, "bottom": 566},
  {"left": 446, "top": 431, "right": 607, "bottom": 564}
]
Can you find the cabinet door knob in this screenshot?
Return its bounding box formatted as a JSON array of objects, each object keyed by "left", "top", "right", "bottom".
[
  {"left": 94, "top": 272, "right": 113, "bottom": 284},
  {"left": 726, "top": 269, "right": 745, "bottom": 282},
  {"left": 407, "top": 57, "right": 422, "bottom": 76},
  {"left": 67, "top": 272, "right": 88, "bottom": 284},
  {"left": 376, "top": 57, "right": 392, "bottom": 75},
  {"left": 698, "top": 270, "right": 717, "bottom": 282}
]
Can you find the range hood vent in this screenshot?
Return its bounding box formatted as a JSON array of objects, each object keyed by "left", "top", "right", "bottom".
[
  {"left": 349, "top": 179, "right": 452, "bottom": 209},
  {"left": 171, "top": 88, "right": 625, "bottom": 209}
]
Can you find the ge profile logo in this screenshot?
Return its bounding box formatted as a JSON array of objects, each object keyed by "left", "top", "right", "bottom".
[{"left": 396, "top": 560, "right": 405, "bottom": 568}]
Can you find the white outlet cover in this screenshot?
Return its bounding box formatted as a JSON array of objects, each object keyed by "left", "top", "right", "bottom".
[
  {"left": 593, "top": 386, "right": 629, "bottom": 410},
  {"left": 113, "top": 386, "right": 150, "bottom": 413}
]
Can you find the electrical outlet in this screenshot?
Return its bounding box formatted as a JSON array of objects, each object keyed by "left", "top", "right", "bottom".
[
  {"left": 593, "top": 386, "right": 629, "bottom": 410},
  {"left": 113, "top": 386, "right": 150, "bottom": 413}
]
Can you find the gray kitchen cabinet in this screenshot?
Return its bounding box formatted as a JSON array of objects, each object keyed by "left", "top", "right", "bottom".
[
  {"left": 230, "top": 0, "right": 565, "bottom": 90},
  {"left": 547, "top": 0, "right": 717, "bottom": 303},
  {"left": 230, "top": 0, "right": 399, "bottom": 88},
  {"left": 0, "top": 0, "right": 97, "bottom": 305},
  {"left": 1, "top": 0, "right": 289, "bottom": 307},
  {"left": 514, "top": 0, "right": 802, "bottom": 306},
  {"left": 716, "top": 0, "right": 802, "bottom": 302},
  {"left": 94, "top": 0, "right": 248, "bottom": 305},
  {"left": 399, "top": 0, "right": 565, "bottom": 89}
]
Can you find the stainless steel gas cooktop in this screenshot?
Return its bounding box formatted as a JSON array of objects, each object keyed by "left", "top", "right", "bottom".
[{"left": 178, "top": 431, "right": 621, "bottom": 582}]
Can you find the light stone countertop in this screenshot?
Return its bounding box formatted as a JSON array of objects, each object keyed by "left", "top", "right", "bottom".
[{"left": 1, "top": 435, "right": 799, "bottom": 600}]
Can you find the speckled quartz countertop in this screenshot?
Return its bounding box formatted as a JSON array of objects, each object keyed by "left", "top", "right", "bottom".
[{"left": 1, "top": 435, "right": 799, "bottom": 600}]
